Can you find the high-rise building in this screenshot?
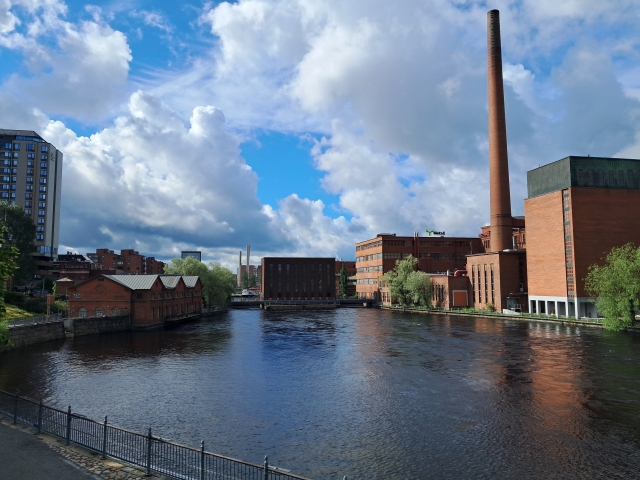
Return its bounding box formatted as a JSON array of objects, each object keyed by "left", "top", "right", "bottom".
[
  {"left": 0, "top": 129, "right": 63, "bottom": 279},
  {"left": 86, "top": 248, "right": 165, "bottom": 275}
]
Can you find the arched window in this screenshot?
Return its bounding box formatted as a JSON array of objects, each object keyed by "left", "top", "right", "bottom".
[
  {"left": 96, "top": 308, "right": 103, "bottom": 317},
  {"left": 112, "top": 307, "right": 120, "bottom": 316},
  {"left": 79, "top": 308, "right": 87, "bottom": 318}
]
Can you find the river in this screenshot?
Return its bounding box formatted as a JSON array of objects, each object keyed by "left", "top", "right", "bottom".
[{"left": 1, "top": 309, "right": 639, "bottom": 479}]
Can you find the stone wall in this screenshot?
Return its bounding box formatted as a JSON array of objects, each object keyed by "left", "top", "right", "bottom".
[
  {"left": 0, "top": 322, "right": 65, "bottom": 353},
  {"left": 68, "top": 315, "right": 130, "bottom": 336}
]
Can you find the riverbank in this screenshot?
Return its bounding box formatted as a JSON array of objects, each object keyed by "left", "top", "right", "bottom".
[
  {"left": 380, "top": 305, "right": 640, "bottom": 331},
  {"left": 0, "top": 418, "right": 160, "bottom": 480}
]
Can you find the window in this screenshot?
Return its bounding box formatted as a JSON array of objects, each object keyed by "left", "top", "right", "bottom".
[
  {"left": 27, "top": 144, "right": 34, "bottom": 151},
  {"left": 27, "top": 153, "right": 35, "bottom": 159},
  {"left": 1, "top": 185, "right": 8, "bottom": 191},
  {"left": 27, "top": 161, "right": 34, "bottom": 167},
  {"left": 2, "top": 169, "right": 8, "bottom": 174},
  {"left": 25, "top": 201, "right": 31, "bottom": 207},
  {"left": 609, "top": 170, "right": 614, "bottom": 186},
  {"left": 629, "top": 170, "right": 635, "bottom": 188},
  {"left": 26, "top": 185, "right": 33, "bottom": 191},
  {"left": 619, "top": 171, "right": 625, "bottom": 187},
  {"left": 12, "top": 152, "right": 18, "bottom": 158},
  {"left": 36, "top": 234, "right": 43, "bottom": 240},
  {"left": 39, "top": 186, "right": 46, "bottom": 192},
  {"left": 40, "top": 162, "right": 47, "bottom": 168},
  {"left": 12, "top": 161, "right": 17, "bottom": 166},
  {"left": 26, "top": 177, "right": 33, "bottom": 183},
  {"left": 1, "top": 176, "right": 8, "bottom": 182},
  {"left": 13, "top": 143, "right": 19, "bottom": 150},
  {"left": 39, "top": 178, "right": 46, "bottom": 184},
  {"left": 40, "top": 170, "right": 47, "bottom": 176},
  {"left": 37, "top": 218, "right": 44, "bottom": 224},
  {"left": 95, "top": 308, "right": 103, "bottom": 317},
  {"left": 79, "top": 308, "right": 87, "bottom": 318},
  {"left": 41, "top": 145, "right": 48, "bottom": 152},
  {"left": 38, "top": 210, "right": 45, "bottom": 216},
  {"left": 597, "top": 169, "right": 604, "bottom": 186},
  {"left": 38, "top": 202, "right": 45, "bottom": 208},
  {"left": 25, "top": 193, "right": 32, "bottom": 199},
  {"left": 39, "top": 194, "right": 45, "bottom": 200},
  {"left": 588, "top": 169, "right": 594, "bottom": 186},
  {"left": 3, "top": 143, "right": 10, "bottom": 149},
  {"left": 41, "top": 154, "right": 47, "bottom": 160},
  {"left": 11, "top": 177, "right": 16, "bottom": 182},
  {"left": 0, "top": 193, "right": 7, "bottom": 199},
  {"left": 112, "top": 307, "right": 120, "bottom": 316}
]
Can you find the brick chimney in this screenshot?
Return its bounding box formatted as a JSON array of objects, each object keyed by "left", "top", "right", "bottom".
[{"left": 487, "top": 9, "right": 512, "bottom": 252}]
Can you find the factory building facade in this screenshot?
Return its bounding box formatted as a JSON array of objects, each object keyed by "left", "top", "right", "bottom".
[
  {"left": 261, "top": 257, "right": 336, "bottom": 300},
  {"left": 525, "top": 156, "right": 640, "bottom": 318}
]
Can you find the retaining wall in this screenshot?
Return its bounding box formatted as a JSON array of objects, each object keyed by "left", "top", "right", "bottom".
[
  {"left": 1, "top": 322, "right": 65, "bottom": 353},
  {"left": 65, "top": 315, "right": 130, "bottom": 336}
]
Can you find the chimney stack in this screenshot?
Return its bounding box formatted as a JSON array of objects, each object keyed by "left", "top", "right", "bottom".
[
  {"left": 487, "top": 9, "right": 512, "bottom": 252},
  {"left": 246, "top": 245, "right": 250, "bottom": 282},
  {"left": 238, "top": 250, "right": 242, "bottom": 288}
]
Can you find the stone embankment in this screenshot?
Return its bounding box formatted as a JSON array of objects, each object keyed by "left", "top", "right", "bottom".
[
  {"left": 64, "top": 315, "right": 130, "bottom": 336},
  {"left": 0, "top": 321, "right": 65, "bottom": 352}
]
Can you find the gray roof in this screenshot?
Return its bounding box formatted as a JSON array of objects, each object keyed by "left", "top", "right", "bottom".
[
  {"left": 182, "top": 276, "right": 199, "bottom": 288},
  {"left": 105, "top": 275, "right": 160, "bottom": 290},
  {"left": 159, "top": 275, "right": 180, "bottom": 289}
]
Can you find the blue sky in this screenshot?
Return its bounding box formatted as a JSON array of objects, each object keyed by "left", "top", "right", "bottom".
[{"left": 1, "top": 0, "right": 639, "bottom": 268}]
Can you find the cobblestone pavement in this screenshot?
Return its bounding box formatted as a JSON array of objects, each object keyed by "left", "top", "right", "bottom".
[{"left": 1, "top": 419, "right": 170, "bottom": 480}]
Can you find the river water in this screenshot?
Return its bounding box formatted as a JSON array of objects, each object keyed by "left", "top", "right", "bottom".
[{"left": 1, "top": 309, "right": 639, "bottom": 479}]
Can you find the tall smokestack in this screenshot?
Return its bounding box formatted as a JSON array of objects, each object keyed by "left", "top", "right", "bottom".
[
  {"left": 238, "top": 250, "right": 242, "bottom": 288},
  {"left": 487, "top": 9, "right": 512, "bottom": 252},
  {"left": 246, "top": 245, "right": 250, "bottom": 282}
]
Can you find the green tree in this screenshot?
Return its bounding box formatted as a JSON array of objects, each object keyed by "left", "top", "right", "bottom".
[
  {"left": 0, "top": 202, "right": 36, "bottom": 286},
  {"left": 382, "top": 255, "right": 418, "bottom": 306},
  {"left": 248, "top": 272, "right": 257, "bottom": 288},
  {"left": 164, "top": 256, "right": 236, "bottom": 307},
  {"left": 339, "top": 264, "right": 348, "bottom": 298},
  {"left": 405, "top": 271, "right": 432, "bottom": 307},
  {"left": 0, "top": 227, "right": 20, "bottom": 346},
  {"left": 585, "top": 243, "right": 640, "bottom": 331},
  {"left": 241, "top": 270, "right": 250, "bottom": 289}
]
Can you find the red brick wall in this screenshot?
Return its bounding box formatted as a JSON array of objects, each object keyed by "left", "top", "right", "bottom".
[
  {"left": 524, "top": 191, "right": 567, "bottom": 298},
  {"left": 466, "top": 251, "right": 527, "bottom": 312}
]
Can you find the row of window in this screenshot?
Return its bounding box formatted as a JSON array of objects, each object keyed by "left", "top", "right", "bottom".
[
  {"left": 23, "top": 210, "right": 45, "bottom": 216},
  {"left": 471, "top": 264, "right": 495, "bottom": 305},
  {"left": 3, "top": 159, "right": 46, "bottom": 166},
  {"left": 0, "top": 193, "right": 46, "bottom": 201},
  {"left": 356, "top": 239, "right": 409, "bottom": 251},
  {"left": 1, "top": 143, "right": 48, "bottom": 152},
  {"left": 357, "top": 278, "right": 378, "bottom": 285},
  {"left": 419, "top": 253, "right": 467, "bottom": 260},
  {"left": 267, "top": 263, "right": 333, "bottom": 296},
  {"left": 357, "top": 265, "right": 384, "bottom": 273}
]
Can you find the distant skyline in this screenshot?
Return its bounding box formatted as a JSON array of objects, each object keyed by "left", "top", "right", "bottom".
[{"left": 1, "top": 0, "right": 639, "bottom": 270}]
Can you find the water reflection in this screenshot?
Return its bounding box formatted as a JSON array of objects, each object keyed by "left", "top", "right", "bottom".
[{"left": 0, "top": 309, "right": 639, "bottom": 479}]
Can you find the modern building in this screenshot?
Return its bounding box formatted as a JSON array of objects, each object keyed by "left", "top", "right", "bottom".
[
  {"left": 0, "top": 129, "right": 63, "bottom": 279},
  {"left": 181, "top": 251, "right": 202, "bottom": 261},
  {"left": 260, "top": 257, "right": 336, "bottom": 300},
  {"left": 335, "top": 260, "right": 356, "bottom": 298},
  {"left": 356, "top": 233, "right": 482, "bottom": 300},
  {"left": 86, "top": 249, "right": 165, "bottom": 275},
  {"left": 68, "top": 274, "right": 203, "bottom": 327},
  {"left": 525, "top": 156, "right": 640, "bottom": 318}
]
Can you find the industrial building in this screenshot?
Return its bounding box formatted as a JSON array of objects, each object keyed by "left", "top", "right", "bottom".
[
  {"left": 85, "top": 249, "right": 165, "bottom": 275},
  {"left": 0, "top": 129, "right": 63, "bottom": 279},
  {"left": 525, "top": 156, "right": 640, "bottom": 318},
  {"left": 261, "top": 257, "right": 336, "bottom": 300},
  {"left": 335, "top": 260, "right": 356, "bottom": 298}
]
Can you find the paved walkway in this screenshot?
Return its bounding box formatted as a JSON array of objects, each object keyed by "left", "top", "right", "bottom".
[{"left": 0, "top": 419, "right": 161, "bottom": 480}]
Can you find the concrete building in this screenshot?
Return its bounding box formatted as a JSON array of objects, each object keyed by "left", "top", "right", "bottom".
[
  {"left": 356, "top": 233, "right": 482, "bottom": 300},
  {"left": 525, "top": 156, "right": 640, "bottom": 318},
  {"left": 261, "top": 257, "right": 336, "bottom": 300},
  {"left": 68, "top": 274, "right": 203, "bottom": 327},
  {"left": 0, "top": 129, "right": 63, "bottom": 279}
]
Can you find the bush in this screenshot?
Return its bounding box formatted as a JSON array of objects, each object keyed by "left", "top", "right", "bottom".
[{"left": 4, "top": 291, "right": 26, "bottom": 307}]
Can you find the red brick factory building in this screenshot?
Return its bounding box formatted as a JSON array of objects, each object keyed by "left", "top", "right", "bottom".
[{"left": 68, "top": 274, "right": 203, "bottom": 327}]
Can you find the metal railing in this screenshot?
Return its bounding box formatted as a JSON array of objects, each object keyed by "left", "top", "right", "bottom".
[
  {"left": 0, "top": 390, "right": 313, "bottom": 480},
  {"left": 8, "top": 313, "right": 64, "bottom": 327}
]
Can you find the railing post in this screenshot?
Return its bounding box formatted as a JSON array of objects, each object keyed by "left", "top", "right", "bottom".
[
  {"left": 145, "top": 428, "right": 152, "bottom": 477},
  {"left": 101, "top": 416, "right": 108, "bottom": 460},
  {"left": 65, "top": 406, "right": 71, "bottom": 445},
  {"left": 37, "top": 398, "right": 43, "bottom": 434},
  {"left": 13, "top": 390, "right": 19, "bottom": 424},
  {"left": 200, "top": 440, "right": 205, "bottom": 480},
  {"left": 264, "top": 455, "right": 269, "bottom": 480}
]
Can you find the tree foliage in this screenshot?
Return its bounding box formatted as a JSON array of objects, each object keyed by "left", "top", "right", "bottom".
[
  {"left": 164, "top": 257, "right": 237, "bottom": 307},
  {"left": 585, "top": 243, "right": 640, "bottom": 331},
  {"left": 382, "top": 255, "right": 431, "bottom": 306},
  {"left": 0, "top": 226, "right": 20, "bottom": 346},
  {"left": 0, "top": 202, "right": 36, "bottom": 286},
  {"left": 241, "top": 270, "right": 250, "bottom": 289},
  {"left": 339, "top": 264, "right": 348, "bottom": 298}
]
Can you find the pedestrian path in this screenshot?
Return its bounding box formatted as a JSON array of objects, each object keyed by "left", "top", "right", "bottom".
[{"left": 0, "top": 419, "right": 163, "bottom": 480}]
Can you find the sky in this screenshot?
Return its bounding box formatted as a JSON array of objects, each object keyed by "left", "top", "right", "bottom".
[{"left": 1, "top": 0, "right": 640, "bottom": 270}]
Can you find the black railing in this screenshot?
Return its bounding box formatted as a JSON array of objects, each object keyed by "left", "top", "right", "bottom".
[{"left": 0, "top": 390, "right": 313, "bottom": 480}]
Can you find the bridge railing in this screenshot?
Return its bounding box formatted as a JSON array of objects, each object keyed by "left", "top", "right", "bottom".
[{"left": 0, "top": 390, "right": 314, "bottom": 480}]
